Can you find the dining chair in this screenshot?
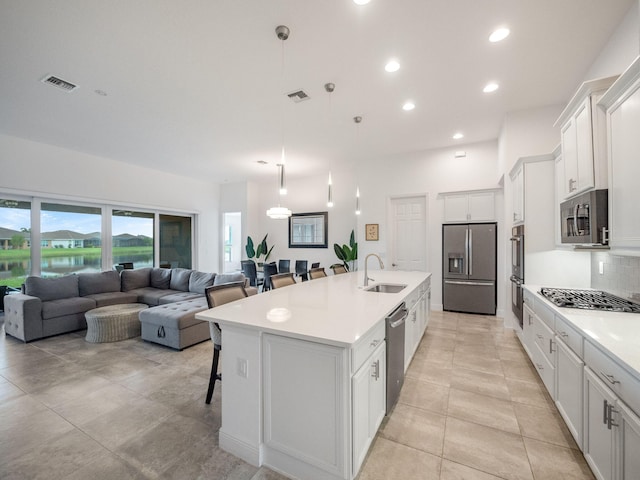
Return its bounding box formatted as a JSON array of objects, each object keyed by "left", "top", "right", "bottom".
[
  {"left": 331, "top": 264, "right": 348, "bottom": 275},
  {"left": 309, "top": 267, "right": 327, "bottom": 279},
  {"left": 270, "top": 272, "right": 297, "bottom": 289},
  {"left": 241, "top": 260, "right": 263, "bottom": 289},
  {"left": 118, "top": 262, "right": 134, "bottom": 270},
  {"left": 295, "top": 260, "right": 309, "bottom": 281},
  {"left": 204, "top": 281, "right": 248, "bottom": 405},
  {"left": 262, "top": 262, "right": 278, "bottom": 292},
  {"left": 278, "top": 259, "right": 291, "bottom": 273},
  {"left": 311, "top": 262, "right": 320, "bottom": 269}
]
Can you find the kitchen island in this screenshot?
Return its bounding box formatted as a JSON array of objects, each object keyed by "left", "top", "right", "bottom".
[{"left": 196, "top": 270, "right": 431, "bottom": 480}]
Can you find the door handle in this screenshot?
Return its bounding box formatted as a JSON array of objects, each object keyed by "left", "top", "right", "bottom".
[{"left": 468, "top": 229, "right": 473, "bottom": 276}]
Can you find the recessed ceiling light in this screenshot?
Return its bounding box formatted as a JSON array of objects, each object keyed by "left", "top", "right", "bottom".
[
  {"left": 385, "top": 60, "right": 400, "bottom": 73},
  {"left": 94, "top": 89, "right": 107, "bottom": 96},
  {"left": 453, "top": 132, "right": 464, "bottom": 140},
  {"left": 402, "top": 102, "right": 415, "bottom": 111},
  {"left": 483, "top": 82, "right": 499, "bottom": 93},
  {"left": 353, "top": 0, "right": 370, "bottom": 4},
  {"left": 489, "top": 27, "right": 510, "bottom": 43}
]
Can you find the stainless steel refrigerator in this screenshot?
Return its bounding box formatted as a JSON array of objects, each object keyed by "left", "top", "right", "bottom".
[{"left": 442, "top": 223, "right": 497, "bottom": 315}]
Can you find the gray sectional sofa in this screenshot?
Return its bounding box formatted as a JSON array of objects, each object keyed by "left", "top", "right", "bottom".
[{"left": 3, "top": 267, "right": 255, "bottom": 349}]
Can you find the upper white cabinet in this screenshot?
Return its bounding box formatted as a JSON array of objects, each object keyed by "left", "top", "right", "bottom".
[
  {"left": 511, "top": 165, "right": 524, "bottom": 224},
  {"left": 555, "top": 75, "right": 618, "bottom": 199},
  {"left": 599, "top": 57, "right": 640, "bottom": 250},
  {"left": 509, "top": 155, "right": 555, "bottom": 251},
  {"left": 442, "top": 190, "right": 496, "bottom": 223}
]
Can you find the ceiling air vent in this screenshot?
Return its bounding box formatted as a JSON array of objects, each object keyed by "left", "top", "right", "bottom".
[
  {"left": 287, "top": 90, "right": 310, "bottom": 103},
  {"left": 40, "top": 74, "right": 78, "bottom": 92}
]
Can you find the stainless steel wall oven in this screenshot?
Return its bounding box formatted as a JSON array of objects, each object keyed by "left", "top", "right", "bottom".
[{"left": 510, "top": 225, "right": 524, "bottom": 328}]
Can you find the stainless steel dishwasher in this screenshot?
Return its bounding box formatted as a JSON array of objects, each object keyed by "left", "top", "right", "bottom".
[{"left": 386, "top": 302, "right": 408, "bottom": 414}]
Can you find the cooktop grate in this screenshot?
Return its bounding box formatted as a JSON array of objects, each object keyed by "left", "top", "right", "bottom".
[{"left": 540, "top": 288, "right": 640, "bottom": 313}]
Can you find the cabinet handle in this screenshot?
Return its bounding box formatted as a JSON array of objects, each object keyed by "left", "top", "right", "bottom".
[
  {"left": 536, "top": 334, "right": 543, "bottom": 340},
  {"left": 602, "top": 227, "right": 609, "bottom": 245},
  {"left": 608, "top": 404, "right": 619, "bottom": 429},
  {"left": 568, "top": 178, "right": 576, "bottom": 192},
  {"left": 558, "top": 331, "right": 569, "bottom": 338},
  {"left": 412, "top": 311, "right": 417, "bottom": 323},
  {"left": 371, "top": 360, "right": 380, "bottom": 380},
  {"left": 370, "top": 339, "right": 380, "bottom": 348},
  {"left": 600, "top": 372, "right": 620, "bottom": 385},
  {"left": 536, "top": 363, "right": 543, "bottom": 371},
  {"left": 549, "top": 339, "right": 556, "bottom": 354},
  {"left": 604, "top": 400, "right": 609, "bottom": 425}
]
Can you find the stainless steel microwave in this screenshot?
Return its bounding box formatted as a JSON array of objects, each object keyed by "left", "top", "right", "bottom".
[{"left": 560, "top": 189, "right": 608, "bottom": 245}]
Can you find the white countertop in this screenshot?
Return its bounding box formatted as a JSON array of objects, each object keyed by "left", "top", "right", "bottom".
[
  {"left": 196, "top": 271, "right": 430, "bottom": 347},
  {"left": 524, "top": 284, "right": 640, "bottom": 379}
]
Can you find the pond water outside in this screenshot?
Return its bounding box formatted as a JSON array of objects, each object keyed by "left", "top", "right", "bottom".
[{"left": 0, "top": 253, "right": 153, "bottom": 285}]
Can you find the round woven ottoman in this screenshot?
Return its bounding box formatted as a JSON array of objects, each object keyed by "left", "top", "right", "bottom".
[{"left": 85, "top": 303, "right": 149, "bottom": 343}]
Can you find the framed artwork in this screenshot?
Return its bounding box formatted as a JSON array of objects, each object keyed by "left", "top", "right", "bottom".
[
  {"left": 365, "top": 224, "right": 379, "bottom": 241},
  {"left": 288, "top": 212, "right": 328, "bottom": 248}
]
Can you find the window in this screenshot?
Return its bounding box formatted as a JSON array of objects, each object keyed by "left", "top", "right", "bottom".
[
  {"left": 112, "top": 210, "right": 154, "bottom": 269},
  {"left": 41, "top": 202, "right": 102, "bottom": 276},
  {"left": 159, "top": 214, "right": 192, "bottom": 269},
  {"left": 0, "top": 198, "right": 32, "bottom": 288},
  {"left": 223, "top": 212, "right": 241, "bottom": 273}
]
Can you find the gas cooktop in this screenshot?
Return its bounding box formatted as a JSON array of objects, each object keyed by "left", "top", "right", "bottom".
[{"left": 540, "top": 288, "right": 640, "bottom": 313}]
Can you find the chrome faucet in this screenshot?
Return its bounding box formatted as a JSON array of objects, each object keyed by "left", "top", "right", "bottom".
[{"left": 364, "top": 253, "right": 384, "bottom": 287}]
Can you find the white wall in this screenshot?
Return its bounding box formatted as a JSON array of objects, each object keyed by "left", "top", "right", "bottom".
[
  {"left": 584, "top": 1, "right": 639, "bottom": 81},
  {"left": 0, "top": 133, "right": 220, "bottom": 272}
]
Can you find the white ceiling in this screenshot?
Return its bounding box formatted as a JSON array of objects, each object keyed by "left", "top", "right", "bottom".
[{"left": 0, "top": 0, "right": 634, "bottom": 184}]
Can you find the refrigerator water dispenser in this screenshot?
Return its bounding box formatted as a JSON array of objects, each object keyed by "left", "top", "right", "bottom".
[{"left": 448, "top": 254, "right": 464, "bottom": 274}]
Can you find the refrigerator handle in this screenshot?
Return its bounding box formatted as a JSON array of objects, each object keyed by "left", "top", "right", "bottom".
[
  {"left": 465, "top": 229, "right": 469, "bottom": 276},
  {"left": 468, "top": 229, "right": 473, "bottom": 276}
]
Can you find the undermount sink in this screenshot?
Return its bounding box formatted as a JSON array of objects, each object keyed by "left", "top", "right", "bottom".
[{"left": 365, "top": 283, "right": 407, "bottom": 294}]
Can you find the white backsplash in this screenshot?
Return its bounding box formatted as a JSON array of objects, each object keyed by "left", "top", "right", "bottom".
[{"left": 591, "top": 252, "right": 640, "bottom": 302}]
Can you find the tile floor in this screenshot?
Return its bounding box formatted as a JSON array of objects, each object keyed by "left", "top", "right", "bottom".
[{"left": 0, "top": 310, "right": 595, "bottom": 480}]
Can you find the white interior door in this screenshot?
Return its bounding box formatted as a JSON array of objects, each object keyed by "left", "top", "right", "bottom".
[{"left": 389, "top": 196, "right": 427, "bottom": 271}]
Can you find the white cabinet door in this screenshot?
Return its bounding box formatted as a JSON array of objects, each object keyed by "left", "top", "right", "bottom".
[
  {"left": 352, "top": 341, "right": 386, "bottom": 476},
  {"left": 468, "top": 192, "right": 495, "bottom": 221},
  {"left": 575, "top": 98, "right": 595, "bottom": 192},
  {"left": 404, "top": 306, "right": 419, "bottom": 372},
  {"left": 443, "top": 194, "right": 470, "bottom": 222},
  {"left": 368, "top": 343, "right": 386, "bottom": 440},
  {"left": 443, "top": 192, "right": 495, "bottom": 223},
  {"left": 522, "top": 303, "right": 536, "bottom": 360},
  {"left": 556, "top": 337, "right": 584, "bottom": 449},
  {"left": 617, "top": 400, "right": 640, "bottom": 480},
  {"left": 562, "top": 118, "right": 579, "bottom": 197},
  {"left": 607, "top": 82, "right": 640, "bottom": 249},
  {"left": 584, "top": 367, "right": 616, "bottom": 480},
  {"left": 512, "top": 166, "right": 524, "bottom": 224}
]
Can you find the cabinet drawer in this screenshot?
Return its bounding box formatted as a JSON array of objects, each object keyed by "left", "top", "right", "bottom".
[
  {"left": 536, "top": 300, "right": 555, "bottom": 329},
  {"left": 555, "top": 315, "right": 583, "bottom": 359},
  {"left": 533, "top": 314, "right": 556, "bottom": 367},
  {"left": 523, "top": 289, "right": 536, "bottom": 309},
  {"left": 352, "top": 321, "right": 385, "bottom": 374},
  {"left": 532, "top": 342, "right": 555, "bottom": 398},
  {"left": 584, "top": 341, "right": 640, "bottom": 417}
]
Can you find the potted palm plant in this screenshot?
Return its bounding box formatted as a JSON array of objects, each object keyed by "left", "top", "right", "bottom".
[
  {"left": 333, "top": 229, "right": 358, "bottom": 271},
  {"left": 246, "top": 234, "right": 274, "bottom": 266}
]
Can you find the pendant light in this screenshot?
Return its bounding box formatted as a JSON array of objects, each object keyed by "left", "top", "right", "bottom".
[
  {"left": 267, "top": 25, "right": 292, "bottom": 219},
  {"left": 325, "top": 82, "right": 335, "bottom": 208},
  {"left": 267, "top": 163, "right": 292, "bottom": 219},
  {"left": 354, "top": 115, "right": 363, "bottom": 215}
]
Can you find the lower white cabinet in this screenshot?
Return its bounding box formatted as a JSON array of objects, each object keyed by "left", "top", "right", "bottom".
[
  {"left": 531, "top": 313, "right": 556, "bottom": 398},
  {"left": 522, "top": 303, "right": 536, "bottom": 359},
  {"left": 584, "top": 367, "right": 617, "bottom": 480},
  {"left": 352, "top": 341, "right": 386, "bottom": 475},
  {"left": 617, "top": 400, "right": 640, "bottom": 480},
  {"left": 584, "top": 367, "right": 640, "bottom": 480},
  {"left": 556, "top": 337, "right": 584, "bottom": 449}
]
